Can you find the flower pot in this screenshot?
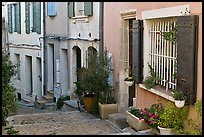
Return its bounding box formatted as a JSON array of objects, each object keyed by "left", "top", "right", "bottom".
[
  {"left": 126, "top": 111, "right": 150, "bottom": 131},
  {"left": 98, "top": 102, "right": 118, "bottom": 119},
  {"left": 158, "top": 126, "right": 173, "bottom": 135},
  {"left": 82, "top": 94, "right": 96, "bottom": 113},
  {"left": 174, "top": 100, "right": 185, "bottom": 108},
  {"left": 125, "top": 81, "right": 134, "bottom": 86}
]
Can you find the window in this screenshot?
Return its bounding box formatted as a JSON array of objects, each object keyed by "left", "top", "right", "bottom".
[
  {"left": 7, "top": 2, "right": 21, "bottom": 34},
  {"left": 67, "top": 2, "right": 93, "bottom": 18},
  {"left": 25, "top": 2, "right": 41, "bottom": 34},
  {"left": 148, "top": 17, "right": 177, "bottom": 90}
]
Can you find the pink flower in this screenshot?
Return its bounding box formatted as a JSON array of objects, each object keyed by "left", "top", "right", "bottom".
[
  {"left": 153, "top": 114, "right": 158, "bottom": 118},
  {"left": 139, "top": 117, "right": 142, "bottom": 120},
  {"left": 149, "top": 113, "right": 153, "bottom": 117}
]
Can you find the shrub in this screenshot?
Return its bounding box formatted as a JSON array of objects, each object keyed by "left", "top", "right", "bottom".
[
  {"left": 56, "top": 95, "right": 70, "bottom": 110},
  {"left": 2, "top": 51, "right": 18, "bottom": 126}
]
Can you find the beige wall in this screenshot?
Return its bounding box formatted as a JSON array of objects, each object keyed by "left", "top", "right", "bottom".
[
  {"left": 45, "top": 2, "right": 68, "bottom": 35},
  {"left": 104, "top": 2, "right": 202, "bottom": 117}
]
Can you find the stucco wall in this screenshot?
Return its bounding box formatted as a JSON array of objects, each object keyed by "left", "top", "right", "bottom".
[{"left": 45, "top": 2, "right": 68, "bottom": 36}]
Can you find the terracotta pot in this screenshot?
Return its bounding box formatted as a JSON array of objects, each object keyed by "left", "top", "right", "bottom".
[
  {"left": 98, "top": 102, "right": 118, "bottom": 119},
  {"left": 82, "top": 94, "right": 96, "bottom": 113},
  {"left": 126, "top": 111, "right": 150, "bottom": 131}
]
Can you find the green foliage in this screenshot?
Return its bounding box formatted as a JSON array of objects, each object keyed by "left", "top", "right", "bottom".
[
  {"left": 2, "top": 51, "right": 18, "bottom": 126},
  {"left": 143, "top": 63, "right": 160, "bottom": 89},
  {"left": 6, "top": 126, "right": 19, "bottom": 135},
  {"left": 77, "top": 50, "right": 115, "bottom": 107},
  {"left": 124, "top": 76, "right": 133, "bottom": 81},
  {"left": 56, "top": 95, "right": 70, "bottom": 110},
  {"left": 172, "top": 88, "right": 186, "bottom": 100},
  {"left": 162, "top": 26, "right": 177, "bottom": 44},
  {"left": 175, "top": 100, "right": 202, "bottom": 135},
  {"left": 158, "top": 102, "right": 189, "bottom": 131}
]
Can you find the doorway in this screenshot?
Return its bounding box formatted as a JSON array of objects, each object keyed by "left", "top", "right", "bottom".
[
  {"left": 26, "top": 55, "right": 33, "bottom": 96},
  {"left": 128, "top": 18, "right": 136, "bottom": 106}
]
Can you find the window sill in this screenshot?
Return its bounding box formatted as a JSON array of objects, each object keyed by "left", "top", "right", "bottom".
[
  {"left": 139, "top": 84, "right": 175, "bottom": 102},
  {"left": 71, "top": 16, "right": 89, "bottom": 23}
]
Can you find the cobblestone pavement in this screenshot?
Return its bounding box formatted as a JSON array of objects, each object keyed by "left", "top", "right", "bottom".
[{"left": 2, "top": 103, "right": 120, "bottom": 135}]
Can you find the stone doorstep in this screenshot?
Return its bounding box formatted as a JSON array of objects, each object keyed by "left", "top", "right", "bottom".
[{"left": 63, "top": 99, "right": 79, "bottom": 109}]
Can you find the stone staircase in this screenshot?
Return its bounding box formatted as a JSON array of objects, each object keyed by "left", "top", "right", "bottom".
[{"left": 35, "top": 90, "right": 54, "bottom": 109}]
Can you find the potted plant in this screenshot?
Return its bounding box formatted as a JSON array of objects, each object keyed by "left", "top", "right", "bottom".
[
  {"left": 76, "top": 49, "right": 114, "bottom": 115},
  {"left": 98, "top": 86, "right": 117, "bottom": 119},
  {"left": 157, "top": 102, "right": 188, "bottom": 135},
  {"left": 172, "top": 88, "right": 186, "bottom": 108},
  {"left": 143, "top": 63, "right": 160, "bottom": 90},
  {"left": 140, "top": 102, "right": 164, "bottom": 134},
  {"left": 126, "top": 107, "right": 150, "bottom": 131},
  {"left": 124, "top": 76, "right": 134, "bottom": 86}
]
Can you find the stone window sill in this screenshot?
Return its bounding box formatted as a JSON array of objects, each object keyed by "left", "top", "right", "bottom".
[
  {"left": 139, "top": 84, "right": 175, "bottom": 102},
  {"left": 71, "top": 16, "right": 89, "bottom": 23}
]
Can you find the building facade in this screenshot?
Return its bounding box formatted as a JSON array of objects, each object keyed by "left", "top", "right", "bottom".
[
  {"left": 4, "top": 2, "right": 44, "bottom": 102},
  {"left": 103, "top": 2, "right": 202, "bottom": 119},
  {"left": 45, "top": 2, "right": 102, "bottom": 100}
]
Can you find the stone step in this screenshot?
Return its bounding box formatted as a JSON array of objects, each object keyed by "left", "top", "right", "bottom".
[
  {"left": 47, "top": 90, "right": 54, "bottom": 96},
  {"left": 35, "top": 99, "right": 47, "bottom": 109},
  {"left": 108, "top": 113, "right": 129, "bottom": 130},
  {"left": 63, "top": 99, "right": 79, "bottom": 109},
  {"left": 43, "top": 94, "right": 54, "bottom": 103}
]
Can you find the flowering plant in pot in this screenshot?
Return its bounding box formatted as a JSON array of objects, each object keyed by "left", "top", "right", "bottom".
[
  {"left": 126, "top": 107, "right": 150, "bottom": 131},
  {"left": 172, "top": 88, "right": 186, "bottom": 108},
  {"left": 124, "top": 77, "right": 134, "bottom": 86},
  {"left": 140, "top": 102, "right": 164, "bottom": 133}
]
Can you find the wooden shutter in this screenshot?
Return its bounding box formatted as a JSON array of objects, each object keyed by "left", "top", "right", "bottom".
[
  {"left": 177, "top": 15, "right": 198, "bottom": 105},
  {"left": 84, "top": 2, "right": 93, "bottom": 16},
  {"left": 33, "top": 2, "right": 41, "bottom": 34},
  {"left": 25, "top": 2, "right": 30, "bottom": 34},
  {"left": 8, "top": 4, "right": 13, "bottom": 33},
  {"left": 15, "top": 2, "right": 21, "bottom": 34},
  {"left": 67, "top": 2, "right": 74, "bottom": 17},
  {"left": 47, "top": 2, "right": 56, "bottom": 17},
  {"left": 132, "top": 20, "right": 143, "bottom": 83},
  {"left": 35, "top": 2, "right": 41, "bottom": 34}
]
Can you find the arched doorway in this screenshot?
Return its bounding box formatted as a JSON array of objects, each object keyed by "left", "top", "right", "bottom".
[{"left": 87, "top": 47, "right": 97, "bottom": 67}]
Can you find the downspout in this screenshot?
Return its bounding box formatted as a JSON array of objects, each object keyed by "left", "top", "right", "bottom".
[
  {"left": 99, "top": 2, "right": 104, "bottom": 54},
  {"left": 43, "top": 2, "right": 47, "bottom": 95}
]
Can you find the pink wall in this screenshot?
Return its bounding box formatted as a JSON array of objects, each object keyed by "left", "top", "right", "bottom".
[{"left": 104, "top": 2, "right": 202, "bottom": 99}]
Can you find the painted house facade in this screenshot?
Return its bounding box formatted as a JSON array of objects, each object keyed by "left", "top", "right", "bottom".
[
  {"left": 103, "top": 2, "right": 202, "bottom": 119},
  {"left": 45, "top": 2, "right": 102, "bottom": 100},
  {"left": 4, "top": 2, "right": 44, "bottom": 102}
]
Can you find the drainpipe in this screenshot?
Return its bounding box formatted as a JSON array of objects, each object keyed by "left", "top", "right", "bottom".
[
  {"left": 43, "top": 2, "right": 47, "bottom": 95},
  {"left": 99, "top": 2, "right": 104, "bottom": 54}
]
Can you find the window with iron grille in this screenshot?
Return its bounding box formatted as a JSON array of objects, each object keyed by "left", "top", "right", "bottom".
[{"left": 148, "top": 17, "right": 177, "bottom": 90}]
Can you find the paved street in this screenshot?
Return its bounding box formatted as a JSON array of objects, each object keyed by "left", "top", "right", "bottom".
[{"left": 2, "top": 103, "right": 121, "bottom": 135}]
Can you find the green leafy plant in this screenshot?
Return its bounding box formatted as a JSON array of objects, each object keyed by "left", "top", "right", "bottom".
[
  {"left": 124, "top": 76, "right": 133, "bottom": 81},
  {"left": 56, "top": 95, "right": 70, "bottom": 110},
  {"left": 128, "top": 106, "right": 143, "bottom": 118},
  {"left": 162, "top": 26, "right": 177, "bottom": 44},
  {"left": 2, "top": 51, "right": 18, "bottom": 126},
  {"left": 143, "top": 63, "right": 160, "bottom": 89},
  {"left": 5, "top": 126, "right": 19, "bottom": 135},
  {"left": 172, "top": 88, "right": 186, "bottom": 100},
  {"left": 76, "top": 49, "right": 114, "bottom": 114},
  {"left": 158, "top": 102, "right": 189, "bottom": 131},
  {"left": 175, "top": 100, "right": 202, "bottom": 135}
]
